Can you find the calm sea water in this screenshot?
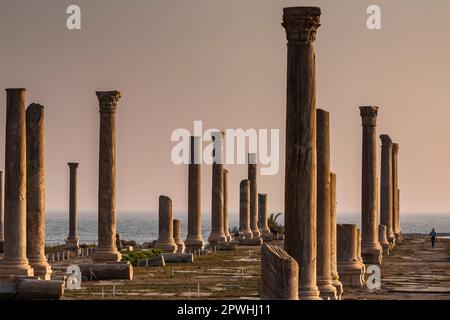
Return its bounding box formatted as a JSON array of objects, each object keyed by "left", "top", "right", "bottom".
[{"left": 45, "top": 213, "right": 450, "bottom": 246}]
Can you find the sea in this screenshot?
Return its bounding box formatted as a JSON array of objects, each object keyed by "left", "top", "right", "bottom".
[{"left": 44, "top": 212, "right": 450, "bottom": 246}]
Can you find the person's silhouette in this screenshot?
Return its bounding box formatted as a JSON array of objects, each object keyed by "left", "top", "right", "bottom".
[{"left": 429, "top": 228, "right": 437, "bottom": 248}]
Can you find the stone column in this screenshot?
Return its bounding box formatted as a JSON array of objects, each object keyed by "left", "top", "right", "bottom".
[
  {"left": 208, "top": 131, "right": 227, "bottom": 244},
  {"left": 223, "top": 169, "right": 231, "bottom": 241},
  {"left": 154, "top": 196, "right": 177, "bottom": 252},
  {"left": 258, "top": 193, "right": 272, "bottom": 240},
  {"left": 173, "top": 219, "right": 185, "bottom": 253},
  {"left": 65, "top": 162, "right": 80, "bottom": 250},
  {"left": 337, "top": 224, "right": 364, "bottom": 288},
  {"left": 282, "top": 6, "right": 321, "bottom": 300},
  {"left": 92, "top": 91, "right": 122, "bottom": 263},
  {"left": 248, "top": 153, "right": 261, "bottom": 239},
  {"left": 359, "top": 106, "right": 382, "bottom": 265},
  {"left": 380, "top": 135, "right": 395, "bottom": 247},
  {"left": 392, "top": 143, "right": 401, "bottom": 241},
  {"left": 378, "top": 225, "right": 390, "bottom": 255},
  {"left": 26, "top": 103, "right": 52, "bottom": 280},
  {"left": 0, "top": 88, "right": 33, "bottom": 277},
  {"left": 356, "top": 228, "right": 366, "bottom": 284},
  {"left": 330, "top": 172, "right": 343, "bottom": 299},
  {"left": 239, "top": 180, "right": 253, "bottom": 239},
  {"left": 185, "top": 136, "right": 204, "bottom": 251},
  {"left": 316, "top": 109, "right": 337, "bottom": 300},
  {"left": 0, "top": 171, "right": 3, "bottom": 244}
]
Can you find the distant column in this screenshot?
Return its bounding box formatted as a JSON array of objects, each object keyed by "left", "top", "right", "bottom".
[
  {"left": 330, "top": 172, "right": 343, "bottom": 299},
  {"left": 0, "top": 88, "right": 33, "bottom": 277},
  {"left": 392, "top": 143, "right": 402, "bottom": 242},
  {"left": 379, "top": 135, "right": 395, "bottom": 247},
  {"left": 173, "top": 219, "right": 185, "bottom": 253},
  {"left": 378, "top": 225, "right": 390, "bottom": 255},
  {"left": 92, "top": 91, "right": 122, "bottom": 263},
  {"left": 208, "top": 131, "right": 227, "bottom": 244},
  {"left": 154, "top": 196, "right": 177, "bottom": 253},
  {"left": 65, "top": 163, "right": 80, "bottom": 250},
  {"left": 223, "top": 169, "right": 231, "bottom": 241},
  {"left": 26, "top": 103, "right": 52, "bottom": 279},
  {"left": 258, "top": 193, "right": 272, "bottom": 240},
  {"left": 359, "top": 106, "right": 382, "bottom": 265},
  {"left": 282, "top": 6, "right": 321, "bottom": 300},
  {"left": 239, "top": 180, "right": 253, "bottom": 239},
  {"left": 0, "top": 171, "right": 3, "bottom": 244},
  {"left": 316, "top": 109, "right": 337, "bottom": 300},
  {"left": 185, "top": 136, "right": 204, "bottom": 251},
  {"left": 248, "top": 153, "right": 261, "bottom": 239}
]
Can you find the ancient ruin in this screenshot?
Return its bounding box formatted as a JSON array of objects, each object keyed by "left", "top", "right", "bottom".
[
  {"left": 154, "top": 196, "right": 177, "bottom": 253},
  {"left": 65, "top": 162, "right": 80, "bottom": 250}
]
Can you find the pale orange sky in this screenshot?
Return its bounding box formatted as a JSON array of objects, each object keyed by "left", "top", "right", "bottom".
[{"left": 1, "top": 0, "right": 449, "bottom": 216}]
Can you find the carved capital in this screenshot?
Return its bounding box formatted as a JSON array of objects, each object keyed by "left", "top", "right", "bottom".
[
  {"left": 68, "top": 162, "right": 79, "bottom": 170},
  {"left": 96, "top": 91, "right": 122, "bottom": 113},
  {"left": 380, "top": 134, "right": 392, "bottom": 146},
  {"left": 282, "top": 7, "right": 321, "bottom": 44},
  {"left": 359, "top": 106, "right": 378, "bottom": 126}
]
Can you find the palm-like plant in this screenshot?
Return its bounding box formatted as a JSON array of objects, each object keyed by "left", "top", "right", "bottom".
[{"left": 268, "top": 213, "right": 284, "bottom": 235}]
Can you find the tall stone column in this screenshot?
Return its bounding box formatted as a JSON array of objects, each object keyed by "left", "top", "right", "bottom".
[
  {"left": 0, "top": 171, "right": 4, "bottom": 244},
  {"left": 65, "top": 163, "right": 80, "bottom": 250},
  {"left": 359, "top": 106, "right": 382, "bottom": 265},
  {"left": 330, "top": 172, "right": 343, "bottom": 299},
  {"left": 154, "top": 196, "right": 177, "bottom": 252},
  {"left": 26, "top": 103, "right": 52, "bottom": 280},
  {"left": 282, "top": 7, "right": 321, "bottom": 300},
  {"left": 0, "top": 88, "right": 33, "bottom": 277},
  {"left": 208, "top": 131, "right": 227, "bottom": 244},
  {"left": 248, "top": 153, "right": 260, "bottom": 239},
  {"left": 316, "top": 109, "right": 337, "bottom": 299},
  {"left": 223, "top": 169, "right": 231, "bottom": 241},
  {"left": 239, "top": 179, "right": 253, "bottom": 239},
  {"left": 185, "top": 136, "right": 204, "bottom": 251},
  {"left": 392, "top": 143, "right": 401, "bottom": 241},
  {"left": 258, "top": 193, "right": 272, "bottom": 240},
  {"left": 92, "top": 91, "right": 122, "bottom": 263},
  {"left": 173, "top": 219, "right": 185, "bottom": 253},
  {"left": 380, "top": 135, "right": 395, "bottom": 247}
]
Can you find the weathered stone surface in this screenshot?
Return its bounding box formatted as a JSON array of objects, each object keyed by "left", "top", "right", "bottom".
[
  {"left": 173, "top": 219, "right": 185, "bottom": 253},
  {"left": 215, "top": 240, "right": 238, "bottom": 251},
  {"left": 380, "top": 135, "right": 395, "bottom": 247},
  {"left": 16, "top": 279, "right": 64, "bottom": 300},
  {"left": 282, "top": 6, "right": 321, "bottom": 300},
  {"left": 258, "top": 193, "right": 272, "bottom": 241},
  {"left": 66, "top": 163, "right": 80, "bottom": 250},
  {"left": 0, "top": 89, "right": 34, "bottom": 277},
  {"left": 248, "top": 153, "right": 261, "bottom": 239},
  {"left": 137, "top": 255, "right": 165, "bottom": 267},
  {"left": 161, "top": 253, "right": 194, "bottom": 264},
  {"left": 154, "top": 196, "right": 177, "bottom": 253},
  {"left": 330, "top": 172, "right": 343, "bottom": 300},
  {"left": 92, "top": 91, "right": 122, "bottom": 263},
  {"left": 80, "top": 262, "right": 133, "bottom": 280},
  {"left": 316, "top": 109, "right": 337, "bottom": 300},
  {"left": 360, "top": 106, "right": 382, "bottom": 265},
  {"left": 260, "top": 243, "right": 299, "bottom": 300},
  {"left": 337, "top": 224, "right": 364, "bottom": 288},
  {"left": 185, "top": 136, "right": 204, "bottom": 252},
  {"left": 223, "top": 169, "right": 231, "bottom": 241},
  {"left": 25, "top": 103, "right": 52, "bottom": 280},
  {"left": 239, "top": 179, "right": 253, "bottom": 240}
]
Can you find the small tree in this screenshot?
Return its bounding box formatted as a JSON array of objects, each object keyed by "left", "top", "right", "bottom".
[{"left": 268, "top": 213, "right": 284, "bottom": 235}]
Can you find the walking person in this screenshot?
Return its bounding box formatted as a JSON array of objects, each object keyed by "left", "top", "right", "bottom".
[{"left": 429, "top": 228, "right": 437, "bottom": 248}]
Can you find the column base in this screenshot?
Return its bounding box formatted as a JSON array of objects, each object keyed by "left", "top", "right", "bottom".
[
  {"left": 92, "top": 248, "right": 122, "bottom": 263},
  {"left": 28, "top": 256, "right": 52, "bottom": 280},
  {"left": 395, "top": 232, "right": 403, "bottom": 244},
  {"left": 65, "top": 238, "right": 80, "bottom": 250},
  {"left": 154, "top": 240, "right": 177, "bottom": 253},
  {"left": 208, "top": 232, "right": 227, "bottom": 245},
  {"left": 260, "top": 228, "right": 273, "bottom": 241},
  {"left": 361, "top": 244, "right": 383, "bottom": 265},
  {"left": 380, "top": 242, "right": 390, "bottom": 255},
  {"left": 332, "top": 278, "right": 344, "bottom": 300},
  {"left": 238, "top": 229, "right": 253, "bottom": 240},
  {"left": 0, "top": 259, "right": 34, "bottom": 278},
  {"left": 184, "top": 237, "right": 204, "bottom": 252},
  {"left": 337, "top": 262, "right": 365, "bottom": 288},
  {"left": 251, "top": 229, "right": 261, "bottom": 239},
  {"left": 317, "top": 278, "right": 338, "bottom": 300},
  {"left": 175, "top": 241, "right": 185, "bottom": 253},
  {"left": 299, "top": 287, "right": 322, "bottom": 300}
]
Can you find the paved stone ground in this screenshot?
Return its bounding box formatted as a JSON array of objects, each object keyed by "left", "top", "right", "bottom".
[{"left": 344, "top": 236, "right": 450, "bottom": 300}]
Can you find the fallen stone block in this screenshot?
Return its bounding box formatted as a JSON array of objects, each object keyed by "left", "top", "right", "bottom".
[
  {"left": 161, "top": 253, "right": 194, "bottom": 264},
  {"left": 137, "top": 255, "right": 165, "bottom": 267},
  {"left": 80, "top": 262, "right": 133, "bottom": 280},
  {"left": 239, "top": 237, "right": 263, "bottom": 246}
]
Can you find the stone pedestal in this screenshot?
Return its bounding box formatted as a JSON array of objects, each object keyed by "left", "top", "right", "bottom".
[
  {"left": 337, "top": 224, "right": 364, "bottom": 288},
  {"left": 223, "top": 169, "right": 231, "bottom": 241},
  {"left": 239, "top": 180, "right": 253, "bottom": 240},
  {"left": 330, "top": 172, "right": 343, "bottom": 300},
  {"left": 185, "top": 136, "right": 204, "bottom": 251},
  {"left": 282, "top": 6, "right": 321, "bottom": 300},
  {"left": 248, "top": 153, "right": 261, "bottom": 239},
  {"left": 258, "top": 194, "right": 272, "bottom": 241},
  {"left": 208, "top": 131, "right": 227, "bottom": 244},
  {"left": 379, "top": 225, "right": 390, "bottom": 255},
  {"left": 260, "top": 244, "right": 299, "bottom": 300},
  {"left": 65, "top": 163, "right": 80, "bottom": 250},
  {"left": 92, "top": 91, "right": 122, "bottom": 263},
  {"left": 0, "top": 88, "right": 34, "bottom": 278},
  {"left": 154, "top": 196, "right": 177, "bottom": 253},
  {"left": 26, "top": 103, "right": 52, "bottom": 280},
  {"left": 173, "top": 219, "right": 185, "bottom": 253},
  {"left": 380, "top": 135, "right": 395, "bottom": 247},
  {"left": 359, "top": 106, "right": 382, "bottom": 265}
]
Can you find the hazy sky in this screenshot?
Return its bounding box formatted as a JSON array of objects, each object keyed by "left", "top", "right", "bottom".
[{"left": 1, "top": 0, "right": 450, "bottom": 216}]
